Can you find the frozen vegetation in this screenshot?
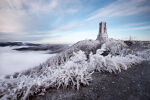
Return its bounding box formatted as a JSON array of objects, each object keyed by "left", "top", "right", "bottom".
[{"left": 0, "top": 39, "right": 149, "bottom": 100}]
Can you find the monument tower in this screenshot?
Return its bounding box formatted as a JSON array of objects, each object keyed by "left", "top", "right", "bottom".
[{"left": 96, "top": 21, "right": 108, "bottom": 42}]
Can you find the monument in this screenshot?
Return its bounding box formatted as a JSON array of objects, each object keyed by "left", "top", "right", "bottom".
[{"left": 96, "top": 22, "right": 108, "bottom": 42}]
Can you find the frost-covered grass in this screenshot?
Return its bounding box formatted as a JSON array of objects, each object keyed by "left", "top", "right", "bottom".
[
  {"left": 0, "top": 39, "right": 146, "bottom": 100},
  {"left": 44, "top": 39, "right": 100, "bottom": 68},
  {"left": 101, "top": 39, "right": 128, "bottom": 55},
  {"left": 0, "top": 51, "right": 93, "bottom": 100},
  {"left": 136, "top": 49, "right": 150, "bottom": 60},
  {"left": 89, "top": 51, "right": 142, "bottom": 73}
]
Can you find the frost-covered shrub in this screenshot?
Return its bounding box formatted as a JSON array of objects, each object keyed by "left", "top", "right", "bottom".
[
  {"left": 44, "top": 39, "right": 100, "bottom": 67},
  {"left": 89, "top": 49, "right": 143, "bottom": 73},
  {"left": 49, "top": 51, "right": 92, "bottom": 90},
  {"left": 0, "top": 51, "right": 93, "bottom": 100},
  {"left": 102, "top": 39, "right": 128, "bottom": 55},
  {"left": 136, "top": 49, "right": 150, "bottom": 60},
  {"left": 13, "top": 39, "right": 100, "bottom": 78}
]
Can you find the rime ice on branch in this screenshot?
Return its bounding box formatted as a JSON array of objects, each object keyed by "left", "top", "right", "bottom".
[{"left": 96, "top": 22, "right": 108, "bottom": 42}]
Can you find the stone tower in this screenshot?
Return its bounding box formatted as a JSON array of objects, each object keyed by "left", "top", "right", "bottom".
[{"left": 96, "top": 21, "right": 108, "bottom": 42}]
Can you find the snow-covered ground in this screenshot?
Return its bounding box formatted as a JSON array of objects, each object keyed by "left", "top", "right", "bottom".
[{"left": 0, "top": 46, "right": 55, "bottom": 76}]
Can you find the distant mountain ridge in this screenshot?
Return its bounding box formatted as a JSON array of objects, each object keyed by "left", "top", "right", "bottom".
[{"left": 0, "top": 42, "right": 40, "bottom": 47}]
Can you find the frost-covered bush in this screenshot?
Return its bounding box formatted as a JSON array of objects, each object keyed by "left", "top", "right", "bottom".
[
  {"left": 11, "top": 39, "right": 100, "bottom": 78},
  {"left": 89, "top": 50, "right": 143, "bottom": 73},
  {"left": 0, "top": 51, "right": 93, "bottom": 100},
  {"left": 102, "top": 39, "right": 128, "bottom": 55},
  {"left": 136, "top": 49, "right": 150, "bottom": 60},
  {"left": 44, "top": 39, "right": 100, "bottom": 67}
]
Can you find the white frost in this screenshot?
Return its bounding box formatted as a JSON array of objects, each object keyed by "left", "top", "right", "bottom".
[{"left": 0, "top": 39, "right": 146, "bottom": 100}]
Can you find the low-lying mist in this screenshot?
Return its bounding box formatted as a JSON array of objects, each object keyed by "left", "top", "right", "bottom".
[{"left": 0, "top": 46, "right": 55, "bottom": 76}]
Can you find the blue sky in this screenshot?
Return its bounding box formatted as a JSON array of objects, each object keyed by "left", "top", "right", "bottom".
[{"left": 0, "top": 0, "right": 150, "bottom": 44}]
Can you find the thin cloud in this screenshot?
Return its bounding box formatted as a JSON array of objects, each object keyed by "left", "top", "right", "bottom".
[
  {"left": 0, "top": 0, "right": 81, "bottom": 33},
  {"left": 0, "top": 22, "right": 79, "bottom": 42},
  {"left": 130, "top": 25, "right": 150, "bottom": 30},
  {"left": 46, "top": 22, "right": 79, "bottom": 34},
  {"left": 124, "top": 22, "right": 148, "bottom": 27},
  {"left": 39, "top": 30, "right": 97, "bottom": 44},
  {"left": 87, "top": 0, "right": 150, "bottom": 21}
]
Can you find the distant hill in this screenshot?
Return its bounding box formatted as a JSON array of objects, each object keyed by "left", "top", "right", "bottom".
[
  {"left": 0, "top": 42, "right": 40, "bottom": 47},
  {"left": 0, "top": 42, "right": 69, "bottom": 53}
]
